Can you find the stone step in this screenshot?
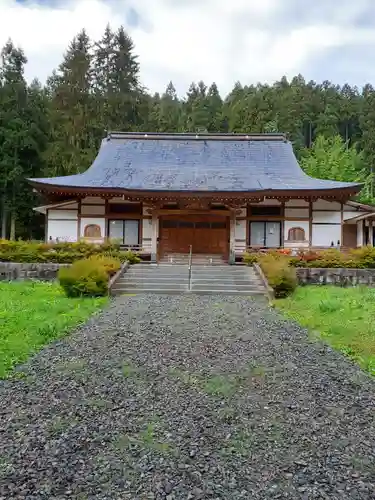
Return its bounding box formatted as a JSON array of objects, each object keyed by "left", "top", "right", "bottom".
[
  {"left": 110, "top": 263, "right": 267, "bottom": 297},
  {"left": 192, "top": 283, "right": 261, "bottom": 290},
  {"left": 112, "top": 288, "right": 265, "bottom": 296},
  {"left": 115, "top": 279, "right": 261, "bottom": 289},
  {"left": 114, "top": 283, "right": 189, "bottom": 291}
]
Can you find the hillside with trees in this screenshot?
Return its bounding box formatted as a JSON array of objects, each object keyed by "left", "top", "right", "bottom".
[{"left": 0, "top": 25, "right": 373, "bottom": 239}]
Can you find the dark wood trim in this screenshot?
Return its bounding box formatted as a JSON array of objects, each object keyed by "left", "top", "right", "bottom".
[
  {"left": 45, "top": 209, "right": 49, "bottom": 242},
  {"left": 281, "top": 202, "right": 285, "bottom": 245},
  {"left": 284, "top": 205, "right": 310, "bottom": 209},
  {"left": 96, "top": 213, "right": 143, "bottom": 220},
  {"left": 80, "top": 202, "right": 106, "bottom": 206},
  {"left": 245, "top": 216, "right": 310, "bottom": 222},
  {"left": 79, "top": 212, "right": 106, "bottom": 218},
  {"left": 77, "top": 199, "right": 81, "bottom": 240},
  {"left": 309, "top": 201, "right": 313, "bottom": 246},
  {"left": 49, "top": 218, "right": 79, "bottom": 222},
  {"left": 341, "top": 202, "right": 344, "bottom": 245},
  {"left": 312, "top": 222, "right": 341, "bottom": 226},
  {"left": 311, "top": 209, "right": 342, "bottom": 212},
  {"left": 155, "top": 208, "right": 232, "bottom": 216},
  {"left": 48, "top": 207, "right": 78, "bottom": 211}
]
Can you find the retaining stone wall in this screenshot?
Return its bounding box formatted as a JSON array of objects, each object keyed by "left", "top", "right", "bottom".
[
  {"left": 296, "top": 268, "right": 375, "bottom": 286},
  {"left": 0, "top": 263, "right": 70, "bottom": 281}
]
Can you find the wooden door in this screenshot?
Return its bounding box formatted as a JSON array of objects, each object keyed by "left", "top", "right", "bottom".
[
  {"left": 343, "top": 224, "right": 357, "bottom": 248},
  {"left": 159, "top": 215, "right": 229, "bottom": 257}
]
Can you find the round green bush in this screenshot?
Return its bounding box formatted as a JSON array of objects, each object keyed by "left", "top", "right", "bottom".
[{"left": 58, "top": 259, "right": 109, "bottom": 297}]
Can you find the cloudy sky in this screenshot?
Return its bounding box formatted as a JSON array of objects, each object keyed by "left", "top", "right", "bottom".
[{"left": 1, "top": 0, "right": 375, "bottom": 96}]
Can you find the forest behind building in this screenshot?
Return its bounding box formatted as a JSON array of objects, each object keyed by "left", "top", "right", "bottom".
[{"left": 0, "top": 25, "right": 374, "bottom": 239}]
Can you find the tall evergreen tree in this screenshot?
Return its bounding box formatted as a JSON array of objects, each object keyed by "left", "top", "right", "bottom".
[
  {"left": 0, "top": 39, "right": 28, "bottom": 238},
  {"left": 46, "top": 29, "right": 94, "bottom": 176},
  {"left": 0, "top": 41, "right": 48, "bottom": 239}
]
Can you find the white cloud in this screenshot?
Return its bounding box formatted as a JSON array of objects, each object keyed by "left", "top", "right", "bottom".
[{"left": 0, "top": 0, "right": 375, "bottom": 96}]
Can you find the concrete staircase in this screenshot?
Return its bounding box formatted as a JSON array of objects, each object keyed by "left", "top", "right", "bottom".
[
  {"left": 111, "top": 262, "right": 267, "bottom": 296},
  {"left": 159, "top": 253, "right": 226, "bottom": 266}
]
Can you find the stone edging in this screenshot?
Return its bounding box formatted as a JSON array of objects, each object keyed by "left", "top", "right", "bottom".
[
  {"left": 108, "top": 261, "right": 130, "bottom": 292},
  {"left": 253, "top": 263, "right": 274, "bottom": 300}
]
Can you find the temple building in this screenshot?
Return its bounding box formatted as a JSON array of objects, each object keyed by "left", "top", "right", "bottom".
[{"left": 29, "top": 132, "right": 375, "bottom": 262}]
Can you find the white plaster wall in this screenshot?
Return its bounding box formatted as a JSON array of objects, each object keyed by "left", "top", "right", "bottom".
[
  {"left": 80, "top": 217, "right": 106, "bottom": 238},
  {"left": 80, "top": 204, "right": 106, "bottom": 215},
  {"left": 343, "top": 204, "right": 359, "bottom": 211},
  {"left": 313, "top": 199, "right": 341, "bottom": 210},
  {"left": 48, "top": 220, "right": 78, "bottom": 242},
  {"left": 255, "top": 198, "right": 281, "bottom": 206},
  {"left": 235, "top": 220, "right": 246, "bottom": 240},
  {"left": 285, "top": 208, "right": 309, "bottom": 219},
  {"left": 143, "top": 206, "right": 153, "bottom": 216},
  {"left": 235, "top": 208, "right": 247, "bottom": 217},
  {"left": 61, "top": 202, "right": 78, "bottom": 209},
  {"left": 343, "top": 211, "right": 362, "bottom": 221},
  {"left": 312, "top": 224, "right": 341, "bottom": 246},
  {"left": 48, "top": 209, "right": 77, "bottom": 220},
  {"left": 82, "top": 196, "right": 104, "bottom": 205},
  {"left": 357, "top": 221, "right": 364, "bottom": 247},
  {"left": 284, "top": 220, "right": 309, "bottom": 248},
  {"left": 285, "top": 199, "right": 309, "bottom": 207},
  {"left": 142, "top": 219, "right": 152, "bottom": 240},
  {"left": 313, "top": 211, "right": 341, "bottom": 223}
]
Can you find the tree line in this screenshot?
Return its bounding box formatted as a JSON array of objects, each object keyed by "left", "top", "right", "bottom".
[{"left": 0, "top": 25, "right": 373, "bottom": 239}]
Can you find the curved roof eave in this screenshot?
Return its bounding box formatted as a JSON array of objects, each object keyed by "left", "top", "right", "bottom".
[{"left": 28, "top": 179, "right": 363, "bottom": 197}]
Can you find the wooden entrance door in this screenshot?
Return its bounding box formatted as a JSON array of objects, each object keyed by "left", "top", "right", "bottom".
[{"left": 159, "top": 215, "right": 229, "bottom": 258}]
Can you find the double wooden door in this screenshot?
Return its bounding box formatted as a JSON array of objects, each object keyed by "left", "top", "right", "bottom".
[{"left": 159, "top": 215, "right": 229, "bottom": 257}]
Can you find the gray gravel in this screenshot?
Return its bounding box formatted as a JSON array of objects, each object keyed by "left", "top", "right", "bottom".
[{"left": 1, "top": 294, "right": 375, "bottom": 500}]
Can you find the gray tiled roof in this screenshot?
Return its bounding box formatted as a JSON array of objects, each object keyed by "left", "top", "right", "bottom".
[{"left": 29, "top": 133, "right": 361, "bottom": 193}]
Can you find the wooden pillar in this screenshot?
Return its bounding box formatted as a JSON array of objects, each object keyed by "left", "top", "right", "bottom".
[
  {"left": 229, "top": 212, "right": 235, "bottom": 264},
  {"left": 151, "top": 212, "right": 158, "bottom": 262}
]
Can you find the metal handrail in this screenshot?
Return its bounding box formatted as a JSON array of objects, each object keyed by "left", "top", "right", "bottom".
[{"left": 188, "top": 244, "right": 193, "bottom": 291}]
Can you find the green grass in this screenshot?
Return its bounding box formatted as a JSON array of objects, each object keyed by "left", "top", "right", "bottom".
[
  {"left": 276, "top": 286, "right": 375, "bottom": 375},
  {"left": 0, "top": 281, "right": 107, "bottom": 378}
]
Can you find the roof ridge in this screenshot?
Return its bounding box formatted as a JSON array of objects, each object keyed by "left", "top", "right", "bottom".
[{"left": 106, "top": 131, "right": 287, "bottom": 142}]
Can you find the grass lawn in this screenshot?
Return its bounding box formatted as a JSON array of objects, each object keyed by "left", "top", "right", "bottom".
[
  {"left": 276, "top": 286, "right": 375, "bottom": 376},
  {"left": 0, "top": 281, "right": 108, "bottom": 379}
]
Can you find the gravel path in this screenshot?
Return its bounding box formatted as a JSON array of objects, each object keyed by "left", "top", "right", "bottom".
[{"left": 1, "top": 295, "right": 375, "bottom": 499}]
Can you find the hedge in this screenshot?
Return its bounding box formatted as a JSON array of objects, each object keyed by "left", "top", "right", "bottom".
[
  {"left": 243, "top": 246, "right": 375, "bottom": 270},
  {"left": 58, "top": 258, "right": 114, "bottom": 297},
  {"left": 0, "top": 240, "right": 141, "bottom": 265}
]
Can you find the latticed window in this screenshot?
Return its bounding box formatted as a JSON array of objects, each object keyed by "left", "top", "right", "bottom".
[
  {"left": 84, "top": 224, "right": 101, "bottom": 238},
  {"left": 287, "top": 227, "right": 305, "bottom": 242}
]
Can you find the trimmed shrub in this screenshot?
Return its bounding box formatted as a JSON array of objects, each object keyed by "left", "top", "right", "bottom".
[
  {"left": 242, "top": 252, "right": 258, "bottom": 265},
  {"left": 120, "top": 250, "right": 141, "bottom": 264},
  {"left": 259, "top": 254, "right": 297, "bottom": 298},
  {"left": 58, "top": 259, "right": 109, "bottom": 297},
  {"left": 88, "top": 255, "right": 121, "bottom": 277},
  {"left": 349, "top": 246, "right": 375, "bottom": 268},
  {"left": 0, "top": 239, "right": 141, "bottom": 265},
  {"left": 244, "top": 246, "right": 375, "bottom": 272}
]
